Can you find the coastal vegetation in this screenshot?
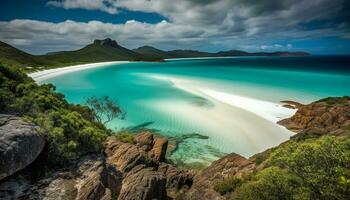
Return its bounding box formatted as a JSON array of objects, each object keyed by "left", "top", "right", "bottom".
[
  {"left": 0, "top": 64, "right": 111, "bottom": 167},
  {"left": 231, "top": 136, "right": 350, "bottom": 200}
]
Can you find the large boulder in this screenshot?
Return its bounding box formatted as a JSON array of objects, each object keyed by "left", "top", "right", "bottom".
[
  {"left": 0, "top": 114, "right": 45, "bottom": 181},
  {"left": 0, "top": 154, "right": 118, "bottom": 200}
]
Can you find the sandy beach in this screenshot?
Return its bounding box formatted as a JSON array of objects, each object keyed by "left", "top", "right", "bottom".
[{"left": 29, "top": 61, "right": 129, "bottom": 82}]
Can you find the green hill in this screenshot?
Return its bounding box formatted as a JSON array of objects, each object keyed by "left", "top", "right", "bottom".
[
  {"left": 133, "top": 45, "right": 310, "bottom": 59},
  {"left": 133, "top": 46, "right": 171, "bottom": 59},
  {"left": 0, "top": 38, "right": 158, "bottom": 72},
  {"left": 133, "top": 46, "right": 216, "bottom": 59},
  {"left": 43, "top": 38, "right": 146, "bottom": 64},
  {"left": 0, "top": 41, "right": 49, "bottom": 69},
  {"left": 167, "top": 49, "right": 216, "bottom": 58}
]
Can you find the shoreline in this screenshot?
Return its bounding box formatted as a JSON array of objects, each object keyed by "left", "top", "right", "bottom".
[
  {"left": 29, "top": 61, "right": 298, "bottom": 159},
  {"left": 28, "top": 57, "right": 234, "bottom": 82},
  {"left": 29, "top": 61, "right": 129, "bottom": 82}
]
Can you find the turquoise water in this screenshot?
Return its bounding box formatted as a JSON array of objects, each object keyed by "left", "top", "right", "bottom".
[{"left": 42, "top": 56, "right": 350, "bottom": 165}]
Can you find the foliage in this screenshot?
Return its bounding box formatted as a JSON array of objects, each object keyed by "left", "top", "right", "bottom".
[
  {"left": 114, "top": 131, "right": 135, "bottom": 144},
  {"left": 232, "top": 167, "right": 309, "bottom": 200},
  {"left": 268, "top": 136, "right": 350, "bottom": 200},
  {"left": 316, "top": 96, "right": 350, "bottom": 105},
  {"left": 214, "top": 176, "right": 242, "bottom": 195},
  {"left": 85, "top": 96, "right": 125, "bottom": 125},
  {"left": 0, "top": 64, "right": 110, "bottom": 167},
  {"left": 231, "top": 136, "right": 350, "bottom": 200}
]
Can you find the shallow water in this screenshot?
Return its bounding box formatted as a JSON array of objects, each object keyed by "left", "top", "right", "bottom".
[{"left": 42, "top": 56, "right": 350, "bottom": 165}]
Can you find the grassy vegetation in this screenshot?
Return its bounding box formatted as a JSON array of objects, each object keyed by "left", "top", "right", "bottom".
[
  {"left": 0, "top": 64, "right": 111, "bottom": 168},
  {"left": 316, "top": 96, "right": 350, "bottom": 105},
  {"left": 219, "top": 136, "right": 350, "bottom": 200},
  {"left": 214, "top": 177, "right": 242, "bottom": 195},
  {"left": 114, "top": 131, "right": 135, "bottom": 144}
]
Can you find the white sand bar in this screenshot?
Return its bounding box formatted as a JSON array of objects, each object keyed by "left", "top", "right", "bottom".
[
  {"left": 144, "top": 74, "right": 297, "bottom": 157},
  {"left": 29, "top": 61, "right": 129, "bottom": 82}
]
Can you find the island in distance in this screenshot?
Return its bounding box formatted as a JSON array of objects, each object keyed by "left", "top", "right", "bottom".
[{"left": 0, "top": 38, "right": 310, "bottom": 72}]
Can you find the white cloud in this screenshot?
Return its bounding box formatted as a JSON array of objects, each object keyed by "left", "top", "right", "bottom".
[
  {"left": 260, "top": 44, "right": 293, "bottom": 50},
  {"left": 47, "top": 0, "right": 119, "bottom": 14},
  {"left": 260, "top": 45, "right": 269, "bottom": 50},
  {"left": 0, "top": 19, "right": 205, "bottom": 54},
  {"left": 1, "top": 0, "right": 349, "bottom": 54}
]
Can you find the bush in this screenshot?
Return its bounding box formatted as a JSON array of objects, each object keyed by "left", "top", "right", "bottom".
[
  {"left": 214, "top": 176, "right": 242, "bottom": 195},
  {"left": 231, "top": 136, "right": 350, "bottom": 200},
  {"left": 269, "top": 136, "right": 350, "bottom": 200},
  {"left": 232, "top": 167, "right": 309, "bottom": 200},
  {"left": 0, "top": 64, "right": 110, "bottom": 167}
]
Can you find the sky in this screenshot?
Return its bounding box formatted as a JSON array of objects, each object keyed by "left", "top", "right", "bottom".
[{"left": 0, "top": 0, "right": 349, "bottom": 55}]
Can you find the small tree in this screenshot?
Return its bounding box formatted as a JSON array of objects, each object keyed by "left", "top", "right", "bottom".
[{"left": 85, "top": 96, "right": 125, "bottom": 125}]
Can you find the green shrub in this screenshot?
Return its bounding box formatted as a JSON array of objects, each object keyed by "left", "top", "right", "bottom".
[
  {"left": 232, "top": 167, "right": 309, "bottom": 200},
  {"left": 232, "top": 136, "right": 350, "bottom": 200},
  {"left": 269, "top": 136, "right": 350, "bottom": 200},
  {"left": 214, "top": 176, "right": 242, "bottom": 195},
  {"left": 0, "top": 64, "right": 110, "bottom": 167}
]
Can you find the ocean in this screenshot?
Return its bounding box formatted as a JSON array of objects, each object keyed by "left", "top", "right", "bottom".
[{"left": 41, "top": 56, "right": 350, "bottom": 165}]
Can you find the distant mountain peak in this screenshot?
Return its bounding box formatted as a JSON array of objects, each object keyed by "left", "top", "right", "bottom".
[
  {"left": 93, "top": 38, "right": 119, "bottom": 48},
  {"left": 135, "top": 45, "right": 159, "bottom": 50}
]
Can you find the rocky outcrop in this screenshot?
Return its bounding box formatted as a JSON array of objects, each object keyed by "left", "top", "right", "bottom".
[
  {"left": 0, "top": 114, "right": 45, "bottom": 181},
  {"left": 0, "top": 154, "right": 117, "bottom": 200},
  {"left": 149, "top": 138, "right": 168, "bottom": 162},
  {"left": 278, "top": 97, "right": 350, "bottom": 138},
  {"left": 134, "top": 132, "right": 154, "bottom": 151},
  {"left": 118, "top": 165, "right": 167, "bottom": 200},
  {"left": 183, "top": 153, "right": 254, "bottom": 200},
  {"left": 105, "top": 137, "right": 149, "bottom": 173},
  {"left": 105, "top": 133, "right": 193, "bottom": 200},
  {"left": 94, "top": 38, "right": 120, "bottom": 48},
  {"left": 0, "top": 131, "right": 192, "bottom": 200}
]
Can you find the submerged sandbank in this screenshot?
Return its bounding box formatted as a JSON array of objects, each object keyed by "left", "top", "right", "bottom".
[
  {"left": 29, "top": 61, "right": 129, "bottom": 82},
  {"left": 142, "top": 74, "right": 297, "bottom": 160}
]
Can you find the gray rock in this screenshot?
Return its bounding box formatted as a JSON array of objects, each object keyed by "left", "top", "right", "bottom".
[
  {"left": 0, "top": 154, "right": 120, "bottom": 200},
  {"left": 0, "top": 114, "right": 45, "bottom": 181}
]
